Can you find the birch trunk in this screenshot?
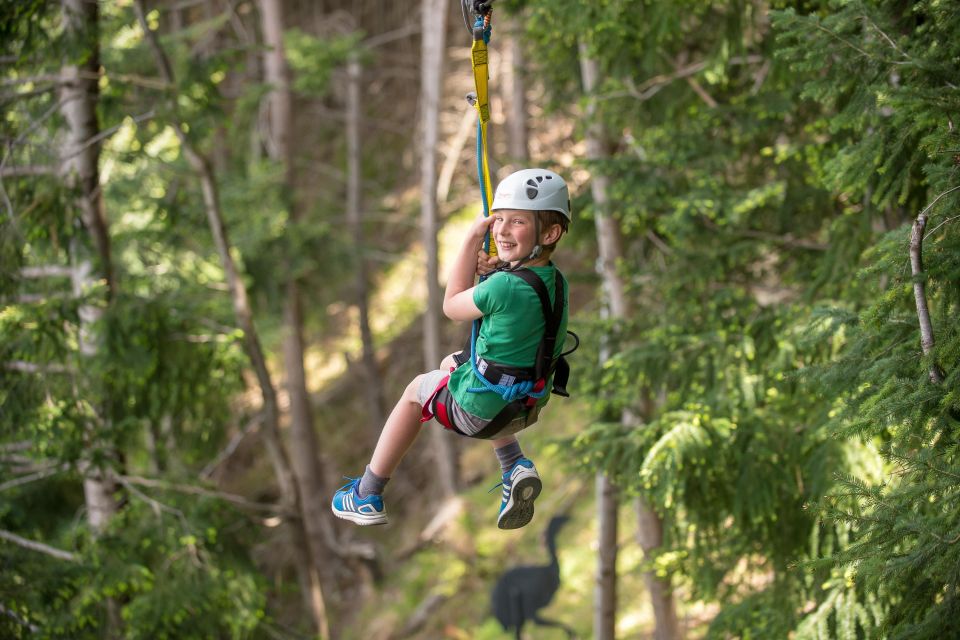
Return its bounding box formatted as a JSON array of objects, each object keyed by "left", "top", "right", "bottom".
[
  {"left": 134, "top": 4, "right": 325, "bottom": 634},
  {"left": 60, "top": 1, "right": 121, "bottom": 634},
  {"left": 580, "top": 40, "right": 680, "bottom": 640},
  {"left": 421, "top": 0, "right": 458, "bottom": 497},
  {"left": 60, "top": 0, "right": 118, "bottom": 537},
  {"left": 346, "top": 54, "right": 387, "bottom": 434},
  {"left": 259, "top": 1, "right": 335, "bottom": 635}
]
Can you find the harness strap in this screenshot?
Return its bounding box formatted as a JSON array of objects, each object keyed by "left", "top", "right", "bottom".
[{"left": 470, "top": 11, "right": 496, "bottom": 260}]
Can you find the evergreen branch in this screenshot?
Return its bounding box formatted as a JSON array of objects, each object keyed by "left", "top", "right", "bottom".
[
  {"left": 923, "top": 214, "right": 960, "bottom": 241},
  {"left": 120, "top": 474, "right": 289, "bottom": 516},
  {"left": 809, "top": 17, "right": 910, "bottom": 66},
  {"left": 58, "top": 109, "right": 156, "bottom": 166},
  {"left": 3, "top": 361, "right": 73, "bottom": 374},
  {"left": 199, "top": 415, "right": 262, "bottom": 479},
  {"left": 699, "top": 217, "right": 826, "bottom": 250},
  {"left": 0, "top": 464, "right": 68, "bottom": 492},
  {"left": 114, "top": 474, "right": 189, "bottom": 523},
  {"left": 18, "top": 265, "right": 73, "bottom": 278},
  {"left": 606, "top": 56, "right": 763, "bottom": 103},
  {"left": 0, "top": 529, "right": 77, "bottom": 562},
  {"left": 0, "top": 165, "right": 56, "bottom": 177},
  {"left": 665, "top": 54, "right": 718, "bottom": 108},
  {"left": 857, "top": 13, "right": 910, "bottom": 62},
  {"left": 0, "top": 604, "right": 39, "bottom": 634},
  {"left": 885, "top": 450, "right": 960, "bottom": 482}
]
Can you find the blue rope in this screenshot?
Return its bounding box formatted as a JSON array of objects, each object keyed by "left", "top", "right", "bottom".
[{"left": 466, "top": 318, "right": 547, "bottom": 402}]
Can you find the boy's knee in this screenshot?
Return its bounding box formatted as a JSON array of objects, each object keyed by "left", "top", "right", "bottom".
[{"left": 404, "top": 375, "right": 425, "bottom": 402}]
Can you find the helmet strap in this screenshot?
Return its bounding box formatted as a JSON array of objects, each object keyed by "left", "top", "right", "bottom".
[{"left": 525, "top": 213, "right": 543, "bottom": 261}]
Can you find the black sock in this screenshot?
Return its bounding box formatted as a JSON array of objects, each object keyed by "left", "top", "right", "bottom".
[
  {"left": 494, "top": 441, "right": 524, "bottom": 473},
  {"left": 358, "top": 465, "right": 389, "bottom": 498}
]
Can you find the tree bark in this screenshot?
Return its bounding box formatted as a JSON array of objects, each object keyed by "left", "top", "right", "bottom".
[
  {"left": 593, "top": 473, "right": 618, "bottom": 640},
  {"left": 636, "top": 497, "right": 681, "bottom": 640},
  {"left": 420, "top": 0, "right": 458, "bottom": 497},
  {"left": 580, "top": 39, "right": 680, "bottom": 640},
  {"left": 346, "top": 54, "right": 387, "bottom": 435},
  {"left": 60, "top": 2, "right": 122, "bottom": 635},
  {"left": 60, "top": 0, "right": 119, "bottom": 539}
]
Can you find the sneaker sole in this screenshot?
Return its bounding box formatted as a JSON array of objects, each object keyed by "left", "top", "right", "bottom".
[
  {"left": 497, "top": 475, "right": 542, "bottom": 530},
  {"left": 332, "top": 507, "right": 388, "bottom": 526}
]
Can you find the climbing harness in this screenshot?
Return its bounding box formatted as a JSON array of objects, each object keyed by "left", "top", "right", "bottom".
[{"left": 429, "top": 266, "right": 577, "bottom": 441}]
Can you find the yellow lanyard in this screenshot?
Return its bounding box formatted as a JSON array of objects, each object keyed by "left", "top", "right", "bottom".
[{"left": 470, "top": 11, "right": 496, "bottom": 258}]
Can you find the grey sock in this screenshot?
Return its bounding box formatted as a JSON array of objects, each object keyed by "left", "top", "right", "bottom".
[
  {"left": 494, "top": 441, "right": 524, "bottom": 473},
  {"left": 358, "top": 465, "right": 389, "bottom": 498}
]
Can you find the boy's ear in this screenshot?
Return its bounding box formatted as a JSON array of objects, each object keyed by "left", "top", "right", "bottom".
[{"left": 541, "top": 223, "right": 564, "bottom": 246}]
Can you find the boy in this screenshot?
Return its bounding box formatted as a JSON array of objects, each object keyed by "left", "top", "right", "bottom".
[{"left": 331, "top": 168, "right": 571, "bottom": 529}]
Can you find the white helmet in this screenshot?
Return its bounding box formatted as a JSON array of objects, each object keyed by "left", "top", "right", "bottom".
[{"left": 491, "top": 168, "right": 571, "bottom": 222}]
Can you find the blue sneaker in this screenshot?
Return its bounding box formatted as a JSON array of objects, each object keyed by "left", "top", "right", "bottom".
[
  {"left": 497, "top": 458, "right": 542, "bottom": 530},
  {"left": 331, "top": 478, "right": 388, "bottom": 526}
]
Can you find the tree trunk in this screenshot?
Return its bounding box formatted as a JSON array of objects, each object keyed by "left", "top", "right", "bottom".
[
  {"left": 580, "top": 39, "right": 680, "bottom": 640},
  {"left": 504, "top": 17, "right": 528, "bottom": 163},
  {"left": 60, "top": 0, "right": 118, "bottom": 542},
  {"left": 134, "top": 3, "right": 324, "bottom": 634},
  {"left": 346, "top": 54, "right": 387, "bottom": 435},
  {"left": 637, "top": 498, "right": 681, "bottom": 640},
  {"left": 593, "top": 472, "right": 618, "bottom": 640},
  {"left": 259, "top": 1, "right": 334, "bottom": 635},
  {"left": 59, "top": 1, "right": 121, "bottom": 634},
  {"left": 420, "top": 0, "right": 458, "bottom": 497}
]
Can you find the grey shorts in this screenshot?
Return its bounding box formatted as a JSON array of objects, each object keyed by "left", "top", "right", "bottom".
[{"left": 417, "top": 369, "right": 534, "bottom": 438}]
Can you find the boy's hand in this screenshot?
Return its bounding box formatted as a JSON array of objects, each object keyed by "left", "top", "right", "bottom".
[
  {"left": 476, "top": 250, "right": 501, "bottom": 276},
  {"left": 468, "top": 213, "right": 497, "bottom": 240}
]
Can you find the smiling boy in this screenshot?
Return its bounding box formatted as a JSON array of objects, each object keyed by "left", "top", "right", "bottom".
[{"left": 331, "top": 168, "right": 571, "bottom": 529}]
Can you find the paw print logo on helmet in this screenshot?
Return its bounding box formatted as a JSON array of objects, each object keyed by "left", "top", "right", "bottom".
[{"left": 492, "top": 168, "right": 571, "bottom": 222}]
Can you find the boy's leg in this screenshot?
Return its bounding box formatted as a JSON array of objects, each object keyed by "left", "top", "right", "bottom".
[
  {"left": 492, "top": 436, "right": 523, "bottom": 472},
  {"left": 331, "top": 374, "right": 427, "bottom": 526},
  {"left": 492, "top": 436, "right": 542, "bottom": 530},
  {"left": 369, "top": 374, "right": 428, "bottom": 478}
]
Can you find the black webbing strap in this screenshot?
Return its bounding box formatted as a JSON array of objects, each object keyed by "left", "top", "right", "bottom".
[{"left": 469, "top": 268, "right": 565, "bottom": 440}]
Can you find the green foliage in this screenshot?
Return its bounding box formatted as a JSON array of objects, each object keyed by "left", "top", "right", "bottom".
[
  {"left": 285, "top": 29, "right": 364, "bottom": 96},
  {"left": 519, "top": 0, "right": 959, "bottom": 635},
  {"left": 1, "top": 498, "right": 268, "bottom": 639}
]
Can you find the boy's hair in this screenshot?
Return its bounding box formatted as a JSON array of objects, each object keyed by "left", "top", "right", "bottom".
[{"left": 538, "top": 210, "right": 568, "bottom": 255}]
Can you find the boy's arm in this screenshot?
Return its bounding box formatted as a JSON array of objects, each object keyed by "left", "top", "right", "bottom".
[{"left": 443, "top": 215, "right": 495, "bottom": 321}]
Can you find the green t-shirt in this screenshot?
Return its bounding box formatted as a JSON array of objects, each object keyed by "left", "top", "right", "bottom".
[{"left": 447, "top": 265, "right": 569, "bottom": 420}]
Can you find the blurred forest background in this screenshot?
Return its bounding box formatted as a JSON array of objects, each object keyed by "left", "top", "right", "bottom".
[{"left": 2, "top": 0, "right": 958, "bottom": 638}]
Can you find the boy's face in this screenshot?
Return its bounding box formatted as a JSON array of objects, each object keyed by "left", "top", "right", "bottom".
[{"left": 491, "top": 209, "right": 539, "bottom": 263}]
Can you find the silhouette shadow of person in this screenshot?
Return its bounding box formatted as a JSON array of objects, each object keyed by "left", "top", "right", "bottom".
[{"left": 490, "top": 515, "right": 576, "bottom": 639}]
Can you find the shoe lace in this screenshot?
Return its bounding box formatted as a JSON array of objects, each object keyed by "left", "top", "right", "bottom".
[{"left": 337, "top": 476, "right": 360, "bottom": 492}]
